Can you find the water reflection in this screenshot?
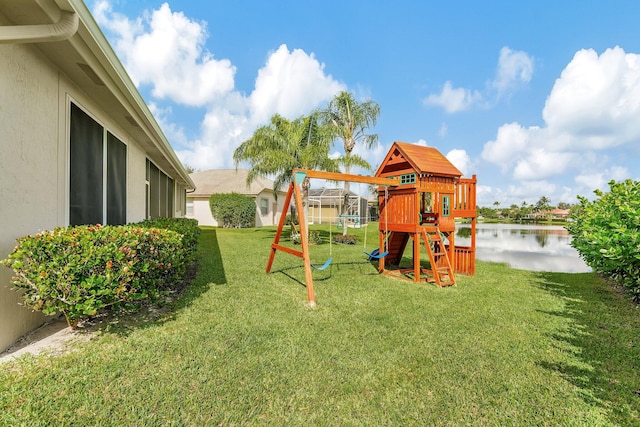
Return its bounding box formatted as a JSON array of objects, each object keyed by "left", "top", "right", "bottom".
[{"left": 456, "top": 223, "right": 590, "bottom": 273}]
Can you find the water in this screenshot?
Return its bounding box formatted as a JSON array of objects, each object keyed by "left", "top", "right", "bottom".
[{"left": 456, "top": 223, "right": 591, "bottom": 273}]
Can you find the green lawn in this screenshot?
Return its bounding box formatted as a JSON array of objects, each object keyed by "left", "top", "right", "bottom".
[{"left": 1, "top": 225, "right": 639, "bottom": 426}]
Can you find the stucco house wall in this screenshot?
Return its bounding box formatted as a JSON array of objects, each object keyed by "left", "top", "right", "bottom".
[
  {"left": 0, "top": 1, "right": 194, "bottom": 353},
  {"left": 186, "top": 169, "right": 286, "bottom": 227}
]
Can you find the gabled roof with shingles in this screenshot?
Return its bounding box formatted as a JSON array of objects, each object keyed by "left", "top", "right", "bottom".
[
  {"left": 375, "top": 142, "right": 462, "bottom": 178},
  {"left": 188, "top": 169, "right": 284, "bottom": 197}
]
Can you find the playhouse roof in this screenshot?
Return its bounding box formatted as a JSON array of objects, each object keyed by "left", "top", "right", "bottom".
[{"left": 375, "top": 142, "right": 462, "bottom": 178}]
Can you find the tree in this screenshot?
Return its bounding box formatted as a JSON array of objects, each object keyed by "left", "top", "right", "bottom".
[
  {"left": 567, "top": 179, "right": 640, "bottom": 301},
  {"left": 183, "top": 164, "right": 197, "bottom": 174},
  {"left": 233, "top": 113, "right": 337, "bottom": 225},
  {"left": 535, "top": 196, "right": 551, "bottom": 218},
  {"left": 321, "top": 91, "right": 380, "bottom": 234}
]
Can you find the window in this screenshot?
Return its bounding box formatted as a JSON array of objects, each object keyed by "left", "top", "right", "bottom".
[
  {"left": 186, "top": 200, "right": 193, "bottom": 215},
  {"left": 69, "top": 103, "right": 126, "bottom": 226},
  {"left": 442, "top": 195, "right": 451, "bottom": 217},
  {"left": 146, "top": 159, "right": 175, "bottom": 219},
  {"left": 400, "top": 173, "right": 416, "bottom": 185},
  {"left": 260, "top": 198, "right": 269, "bottom": 216},
  {"left": 107, "top": 132, "right": 127, "bottom": 225}
]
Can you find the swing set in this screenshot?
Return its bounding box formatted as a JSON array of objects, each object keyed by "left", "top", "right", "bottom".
[
  {"left": 266, "top": 141, "right": 478, "bottom": 306},
  {"left": 266, "top": 169, "right": 399, "bottom": 305}
]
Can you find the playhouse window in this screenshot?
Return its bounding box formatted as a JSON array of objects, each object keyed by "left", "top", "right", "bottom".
[
  {"left": 400, "top": 173, "right": 416, "bottom": 185},
  {"left": 442, "top": 196, "right": 451, "bottom": 217}
]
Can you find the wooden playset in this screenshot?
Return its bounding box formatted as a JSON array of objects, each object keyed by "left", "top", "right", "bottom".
[{"left": 266, "top": 141, "right": 477, "bottom": 305}]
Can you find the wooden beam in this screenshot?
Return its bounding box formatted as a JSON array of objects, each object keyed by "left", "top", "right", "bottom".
[
  {"left": 266, "top": 182, "right": 295, "bottom": 273},
  {"left": 292, "top": 168, "right": 400, "bottom": 186},
  {"left": 292, "top": 179, "right": 316, "bottom": 306}
]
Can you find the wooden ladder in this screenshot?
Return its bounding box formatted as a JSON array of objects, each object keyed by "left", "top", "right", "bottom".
[{"left": 422, "top": 228, "right": 456, "bottom": 287}]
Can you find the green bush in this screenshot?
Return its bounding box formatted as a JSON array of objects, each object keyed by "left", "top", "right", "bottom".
[
  {"left": 291, "top": 230, "right": 322, "bottom": 245},
  {"left": 567, "top": 179, "right": 640, "bottom": 302},
  {"left": 209, "top": 193, "right": 255, "bottom": 228},
  {"left": 1, "top": 224, "right": 187, "bottom": 328},
  {"left": 135, "top": 217, "right": 200, "bottom": 261},
  {"left": 334, "top": 234, "right": 357, "bottom": 245}
]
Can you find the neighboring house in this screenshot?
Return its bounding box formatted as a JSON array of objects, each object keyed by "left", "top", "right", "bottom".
[
  {"left": 0, "top": 1, "right": 195, "bottom": 353},
  {"left": 550, "top": 208, "right": 570, "bottom": 219},
  {"left": 187, "top": 169, "right": 287, "bottom": 227}
]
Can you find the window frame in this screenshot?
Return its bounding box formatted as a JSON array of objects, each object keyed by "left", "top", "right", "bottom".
[
  {"left": 442, "top": 195, "right": 451, "bottom": 217},
  {"left": 69, "top": 101, "right": 127, "bottom": 226},
  {"left": 400, "top": 173, "right": 416, "bottom": 185}
]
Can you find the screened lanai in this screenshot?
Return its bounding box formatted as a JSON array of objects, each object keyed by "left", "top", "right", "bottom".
[{"left": 306, "top": 188, "right": 374, "bottom": 227}]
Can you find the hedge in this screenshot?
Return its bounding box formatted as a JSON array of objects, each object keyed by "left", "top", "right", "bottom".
[
  {"left": 1, "top": 224, "right": 188, "bottom": 328},
  {"left": 209, "top": 193, "right": 255, "bottom": 228},
  {"left": 567, "top": 179, "right": 640, "bottom": 302},
  {"left": 135, "top": 217, "right": 200, "bottom": 262}
]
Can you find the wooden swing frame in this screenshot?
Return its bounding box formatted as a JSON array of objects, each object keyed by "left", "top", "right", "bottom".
[{"left": 266, "top": 169, "right": 399, "bottom": 306}]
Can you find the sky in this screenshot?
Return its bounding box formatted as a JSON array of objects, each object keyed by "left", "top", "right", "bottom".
[{"left": 90, "top": 0, "right": 640, "bottom": 207}]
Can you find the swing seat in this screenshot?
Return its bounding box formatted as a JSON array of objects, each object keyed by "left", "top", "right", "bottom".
[
  {"left": 364, "top": 248, "right": 388, "bottom": 261},
  {"left": 311, "top": 257, "right": 332, "bottom": 271}
]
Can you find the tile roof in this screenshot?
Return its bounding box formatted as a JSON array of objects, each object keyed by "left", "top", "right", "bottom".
[{"left": 188, "top": 169, "right": 282, "bottom": 197}]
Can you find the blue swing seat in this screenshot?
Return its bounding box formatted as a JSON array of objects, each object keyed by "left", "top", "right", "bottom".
[
  {"left": 311, "top": 257, "right": 332, "bottom": 271},
  {"left": 364, "top": 248, "right": 389, "bottom": 261}
]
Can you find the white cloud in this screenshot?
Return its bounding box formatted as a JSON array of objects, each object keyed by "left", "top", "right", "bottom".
[
  {"left": 249, "top": 44, "right": 345, "bottom": 125},
  {"left": 481, "top": 46, "right": 640, "bottom": 201},
  {"left": 574, "top": 166, "right": 629, "bottom": 193},
  {"left": 95, "top": 2, "right": 235, "bottom": 106},
  {"left": 414, "top": 139, "right": 429, "bottom": 147},
  {"left": 512, "top": 148, "right": 574, "bottom": 181},
  {"left": 446, "top": 149, "right": 472, "bottom": 176},
  {"left": 543, "top": 46, "right": 640, "bottom": 149},
  {"left": 94, "top": 2, "right": 346, "bottom": 171},
  {"left": 424, "top": 81, "right": 482, "bottom": 113},
  {"left": 506, "top": 181, "right": 557, "bottom": 203},
  {"left": 492, "top": 47, "right": 534, "bottom": 96},
  {"left": 481, "top": 122, "right": 537, "bottom": 171},
  {"left": 425, "top": 46, "right": 533, "bottom": 113}
]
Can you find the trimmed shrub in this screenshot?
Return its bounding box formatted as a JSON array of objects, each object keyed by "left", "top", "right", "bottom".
[
  {"left": 291, "top": 230, "right": 322, "bottom": 245},
  {"left": 209, "top": 193, "right": 255, "bottom": 228},
  {"left": 334, "top": 234, "right": 357, "bottom": 245},
  {"left": 567, "top": 179, "right": 640, "bottom": 302},
  {"left": 135, "top": 217, "right": 200, "bottom": 261},
  {"left": 1, "top": 224, "right": 186, "bottom": 328}
]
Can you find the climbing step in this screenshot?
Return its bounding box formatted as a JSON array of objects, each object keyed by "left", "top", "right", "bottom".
[{"left": 422, "top": 227, "right": 456, "bottom": 287}]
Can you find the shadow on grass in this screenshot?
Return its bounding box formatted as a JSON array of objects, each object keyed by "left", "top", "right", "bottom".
[
  {"left": 91, "top": 227, "right": 227, "bottom": 336},
  {"left": 272, "top": 260, "right": 379, "bottom": 288},
  {"left": 534, "top": 271, "right": 640, "bottom": 425}
]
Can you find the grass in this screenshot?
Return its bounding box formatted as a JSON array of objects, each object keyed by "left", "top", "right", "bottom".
[{"left": 1, "top": 224, "right": 639, "bottom": 426}]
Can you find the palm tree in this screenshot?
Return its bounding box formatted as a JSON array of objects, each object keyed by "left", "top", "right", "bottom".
[
  {"left": 535, "top": 196, "right": 551, "bottom": 212},
  {"left": 233, "top": 112, "right": 337, "bottom": 225},
  {"left": 321, "top": 91, "right": 380, "bottom": 234},
  {"left": 535, "top": 196, "right": 552, "bottom": 220}
]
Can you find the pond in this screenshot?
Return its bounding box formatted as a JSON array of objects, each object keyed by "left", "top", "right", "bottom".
[{"left": 455, "top": 223, "right": 591, "bottom": 273}]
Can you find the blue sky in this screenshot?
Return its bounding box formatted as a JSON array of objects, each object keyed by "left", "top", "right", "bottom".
[{"left": 91, "top": 0, "right": 640, "bottom": 207}]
